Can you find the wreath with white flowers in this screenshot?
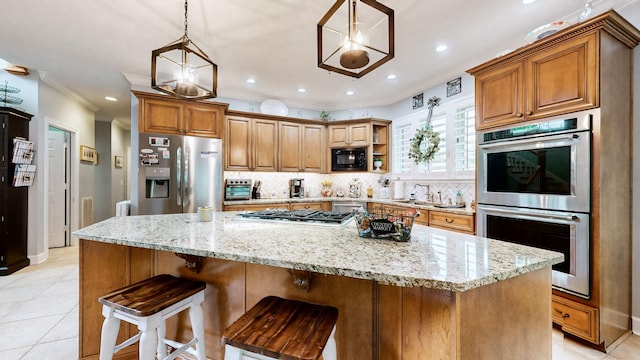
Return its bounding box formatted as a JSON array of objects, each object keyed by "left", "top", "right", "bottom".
[
  {"left": 408, "top": 96, "right": 442, "bottom": 164},
  {"left": 408, "top": 126, "right": 440, "bottom": 164}
]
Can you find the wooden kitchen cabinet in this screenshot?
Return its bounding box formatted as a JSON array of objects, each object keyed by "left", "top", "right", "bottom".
[
  {"left": 428, "top": 211, "right": 475, "bottom": 234},
  {"left": 289, "top": 202, "right": 325, "bottom": 211},
  {"left": 279, "top": 122, "right": 325, "bottom": 172},
  {"left": 552, "top": 294, "right": 598, "bottom": 344},
  {"left": 224, "top": 203, "right": 287, "bottom": 211},
  {"left": 328, "top": 122, "right": 369, "bottom": 147},
  {"left": 225, "top": 116, "right": 278, "bottom": 172},
  {"left": 470, "top": 32, "right": 597, "bottom": 130},
  {"left": 134, "top": 91, "right": 225, "bottom": 137},
  {"left": 469, "top": 11, "right": 640, "bottom": 349}
]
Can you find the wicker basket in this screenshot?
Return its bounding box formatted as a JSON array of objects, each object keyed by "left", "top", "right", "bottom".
[{"left": 354, "top": 208, "right": 417, "bottom": 242}]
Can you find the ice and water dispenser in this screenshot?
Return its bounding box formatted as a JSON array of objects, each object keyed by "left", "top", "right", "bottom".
[{"left": 145, "top": 167, "right": 170, "bottom": 198}]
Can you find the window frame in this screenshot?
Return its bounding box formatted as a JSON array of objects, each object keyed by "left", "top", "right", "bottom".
[{"left": 391, "top": 95, "right": 475, "bottom": 181}]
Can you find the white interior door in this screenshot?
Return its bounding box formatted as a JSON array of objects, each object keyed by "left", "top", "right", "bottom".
[{"left": 48, "top": 127, "right": 69, "bottom": 247}]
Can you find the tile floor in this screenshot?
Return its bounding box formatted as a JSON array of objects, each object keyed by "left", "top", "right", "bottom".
[{"left": 0, "top": 245, "right": 639, "bottom": 359}]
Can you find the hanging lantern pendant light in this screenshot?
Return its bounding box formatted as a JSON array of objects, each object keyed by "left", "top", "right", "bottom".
[
  {"left": 151, "top": 0, "right": 218, "bottom": 100},
  {"left": 340, "top": 1, "right": 370, "bottom": 69}
]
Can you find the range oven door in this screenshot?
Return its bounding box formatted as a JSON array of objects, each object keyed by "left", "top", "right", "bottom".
[
  {"left": 477, "top": 113, "right": 591, "bottom": 213},
  {"left": 477, "top": 204, "right": 590, "bottom": 298}
]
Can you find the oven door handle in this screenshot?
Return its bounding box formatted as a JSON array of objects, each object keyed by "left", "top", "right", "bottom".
[
  {"left": 479, "top": 133, "right": 580, "bottom": 149},
  {"left": 479, "top": 206, "right": 580, "bottom": 222}
]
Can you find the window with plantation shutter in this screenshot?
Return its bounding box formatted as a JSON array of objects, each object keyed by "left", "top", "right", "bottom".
[
  {"left": 391, "top": 96, "right": 475, "bottom": 180},
  {"left": 391, "top": 121, "right": 412, "bottom": 174}
]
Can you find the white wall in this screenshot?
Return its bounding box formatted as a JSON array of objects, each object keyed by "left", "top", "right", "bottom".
[{"left": 29, "top": 79, "right": 95, "bottom": 263}]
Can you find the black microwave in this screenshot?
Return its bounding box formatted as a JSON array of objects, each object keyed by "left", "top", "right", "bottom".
[{"left": 331, "top": 148, "right": 367, "bottom": 172}]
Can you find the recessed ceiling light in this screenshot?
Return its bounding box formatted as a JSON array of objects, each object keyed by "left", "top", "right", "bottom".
[
  {"left": 246, "top": 78, "right": 256, "bottom": 84},
  {"left": 298, "top": 88, "right": 306, "bottom": 93},
  {"left": 346, "top": 90, "right": 355, "bottom": 96},
  {"left": 387, "top": 74, "right": 397, "bottom": 80},
  {"left": 522, "top": 0, "right": 536, "bottom": 4},
  {"left": 435, "top": 45, "right": 448, "bottom": 52},
  {"left": 105, "top": 96, "right": 117, "bottom": 102}
]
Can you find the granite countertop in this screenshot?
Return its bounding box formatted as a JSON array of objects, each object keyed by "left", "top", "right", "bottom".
[
  {"left": 224, "top": 197, "right": 474, "bottom": 215},
  {"left": 73, "top": 212, "right": 561, "bottom": 292}
]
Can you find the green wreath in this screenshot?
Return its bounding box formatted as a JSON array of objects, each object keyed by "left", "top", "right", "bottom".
[{"left": 408, "top": 126, "right": 440, "bottom": 164}]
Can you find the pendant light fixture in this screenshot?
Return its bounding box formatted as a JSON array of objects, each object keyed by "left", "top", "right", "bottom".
[
  {"left": 151, "top": 0, "right": 217, "bottom": 100},
  {"left": 318, "top": 0, "right": 394, "bottom": 78}
]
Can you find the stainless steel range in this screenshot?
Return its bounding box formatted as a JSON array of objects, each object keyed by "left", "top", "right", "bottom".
[{"left": 239, "top": 210, "right": 354, "bottom": 225}]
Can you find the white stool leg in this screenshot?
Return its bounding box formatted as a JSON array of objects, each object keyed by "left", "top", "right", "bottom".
[
  {"left": 322, "top": 325, "right": 337, "bottom": 360},
  {"left": 99, "top": 307, "right": 120, "bottom": 360},
  {"left": 224, "top": 344, "right": 244, "bottom": 360},
  {"left": 139, "top": 328, "right": 158, "bottom": 360},
  {"left": 157, "top": 320, "right": 167, "bottom": 359},
  {"left": 189, "top": 301, "right": 206, "bottom": 360}
]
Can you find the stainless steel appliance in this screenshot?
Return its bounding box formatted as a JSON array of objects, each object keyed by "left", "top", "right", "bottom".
[
  {"left": 476, "top": 109, "right": 597, "bottom": 298},
  {"left": 332, "top": 201, "right": 366, "bottom": 213},
  {"left": 239, "top": 210, "right": 354, "bottom": 225},
  {"left": 225, "top": 179, "right": 252, "bottom": 200},
  {"left": 477, "top": 110, "right": 592, "bottom": 212},
  {"left": 136, "top": 133, "right": 222, "bottom": 215},
  {"left": 289, "top": 178, "right": 305, "bottom": 198},
  {"left": 476, "top": 205, "right": 590, "bottom": 297},
  {"left": 331, "top": 148, "right": 367, "bottom": 172}
]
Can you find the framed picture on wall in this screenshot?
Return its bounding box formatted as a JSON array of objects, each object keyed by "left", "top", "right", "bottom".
[
  {"left": 447, "top": 77, "right": 462, "bottom": 97},
  {"left": 80, "top": 145, "right": 96, "bottom": 163},
  {"left": 114, "top": 156, "right": 123, "bottom": 168}
]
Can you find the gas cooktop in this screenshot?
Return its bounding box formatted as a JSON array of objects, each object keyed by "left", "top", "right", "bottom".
[{"left": 239, "top": 210, "right": 354, "bottom": 225}]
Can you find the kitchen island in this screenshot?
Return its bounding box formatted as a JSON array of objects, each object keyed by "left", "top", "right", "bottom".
[{"left": 74, "top": 212, "right": 562, "bottom": 360}]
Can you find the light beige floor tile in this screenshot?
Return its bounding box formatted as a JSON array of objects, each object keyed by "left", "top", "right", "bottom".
[
  {"left": 20, "top": 337, "right": 78, "bottom": 360},
  {"left": 41, "top": 308, "right": 79, "bottom": 343},
  {"left": 0, "top": 345, "right": 31, "bottom": 359},
  {"left": 41, "top": 278, "right": 79, "bottom": 296},
  {"left": 1, "top": 292, "right": 77, "bottom": 322},
  {"left": 0, "top": 283, "right": 51, "bottom": 304},
  {"left": 606, "top": 334, "right": 640, "bottom": 359},
  {"left": 0, "top": 314, "right": 63, "bottom": 351}
]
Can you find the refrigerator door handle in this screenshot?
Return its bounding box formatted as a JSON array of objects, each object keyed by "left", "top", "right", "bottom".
[{"left": 177, "top": 146, "right": 182, "bottom": 206}]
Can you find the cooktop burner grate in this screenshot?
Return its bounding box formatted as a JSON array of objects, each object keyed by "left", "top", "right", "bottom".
[{"left": 239, "top": 210, "right": 354, "bottom": 224}]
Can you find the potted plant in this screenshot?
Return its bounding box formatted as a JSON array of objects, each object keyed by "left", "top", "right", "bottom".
[{"left": 373, "top": 157, "right": 383, "bottom": 171}]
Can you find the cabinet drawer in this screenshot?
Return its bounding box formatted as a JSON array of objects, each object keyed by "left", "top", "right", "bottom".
[
  {"left": 428, "top": 211, "right": 474, "bottom": 234},
  {"left": 552, "top": 295, "right": 598, "bottom": 343},
  {"left": 290, "top": 202, "right": 324, "bottom": 211}
]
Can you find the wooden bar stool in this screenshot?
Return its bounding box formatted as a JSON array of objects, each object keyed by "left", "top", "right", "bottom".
[
  {"left": 98, "top": 274, "right": 207, "bottom": 360},
  {"left": 222, "top": 296, "right": 338, "bottom": 360}
]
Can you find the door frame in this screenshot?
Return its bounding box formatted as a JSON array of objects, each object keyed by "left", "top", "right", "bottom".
[{"left": 44, "top": 118, "right": 79, "bottom": 248}]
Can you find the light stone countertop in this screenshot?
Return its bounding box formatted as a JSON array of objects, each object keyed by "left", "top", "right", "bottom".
[{"left": 72, "top": 212, "right": 562, "bottom": 292}]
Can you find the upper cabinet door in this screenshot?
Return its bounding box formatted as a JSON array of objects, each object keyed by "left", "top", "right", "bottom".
[
  {"left": 225, "top": 117, "right": 252, "bottom": 171},
  {"left": 474, "top": 61, "right": 524, "bottom": 130},
  {"left": 526, "top": 33, "right": 598, "bottom": 120},
  {"left": 141, "top": 98, "right": 183, "bottom": 134},
  {"left": 348, "top": 123, "right": 370, "bottom": 147},
  {"left": 301, "top": 124, "right": 325, "bottom": 173},
  {"left": 184, "top": 104, "right": 223, "bottom": 138},
  {"left": 278, "top": 122, "right": 302, "bottom": 172},
  {"left": 253, "top": 119, "right": 278, "bottom": 172}
]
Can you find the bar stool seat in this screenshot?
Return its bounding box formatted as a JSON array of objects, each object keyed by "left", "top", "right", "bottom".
[
  {"left": 222, "top": 296, "right": 338, "bottom": 360},
  {"left": 98, "top": 274, "right": 207, "bottom": 360}
]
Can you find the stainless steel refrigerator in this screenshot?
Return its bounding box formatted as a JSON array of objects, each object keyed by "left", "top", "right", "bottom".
[{"left": 136, "top": 133, "right": 222, "bottom": 215}]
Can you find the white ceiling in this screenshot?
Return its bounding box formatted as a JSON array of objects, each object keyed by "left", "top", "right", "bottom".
[{"left": 1, "top": 0, "right": 640, "bottom": 123}]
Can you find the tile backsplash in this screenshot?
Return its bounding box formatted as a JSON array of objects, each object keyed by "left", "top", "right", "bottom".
[{"left": 224, "top": 171, "right": 475, "bottom": 205}]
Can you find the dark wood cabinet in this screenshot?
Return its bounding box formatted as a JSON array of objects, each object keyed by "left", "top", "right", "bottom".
[{"left": 0, "top": 107, "right": 32, "bottom": 275}]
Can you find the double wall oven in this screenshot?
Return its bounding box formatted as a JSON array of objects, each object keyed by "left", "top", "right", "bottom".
[{"left": 476, "top": 109, "right": 596, "bottom": 298}]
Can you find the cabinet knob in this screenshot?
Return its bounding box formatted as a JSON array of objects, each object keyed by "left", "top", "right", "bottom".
[
  {"left": 562, "top": 313, "right": 570, "bottom": 319},
  {"left": 516, "top": 113, "right": 524, "bottom": 118},
  {"left": 526, "top": 111, "right": 533, "bottom": 116},
  {"left": 445, "top": 218, "right": 454, "bottom": 223}
]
